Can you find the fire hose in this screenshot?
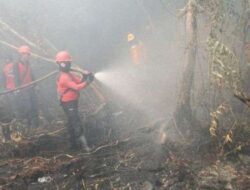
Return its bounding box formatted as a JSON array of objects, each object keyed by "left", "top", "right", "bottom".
[
  {"left": 0, "top": 68, "right": 106, "bottom": 104},
  {"left": 0, "top": 70, "right": 58, "bottom": 96},
  {"left": 0, "top": 41, "right": 106, "bottom": 102}
]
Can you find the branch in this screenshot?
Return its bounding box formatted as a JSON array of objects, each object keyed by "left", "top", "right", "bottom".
[
  {"left": 234, "top": 91, "right": 250, "bottom": 107},
  {"left": 0, "top": 70, "right": 58, "bottom": 96},
  {"left": 0, "top": 18, "right": 39, "bottom": 50},
  {"left": 0, "top": 40, "right": 55, "bottom": 63},
  {"left": 78, "top": 138, "right": 130, "bottom": 156}
]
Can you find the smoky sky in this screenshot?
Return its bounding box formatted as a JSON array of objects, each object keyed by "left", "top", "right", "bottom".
[{"left": 0, "top": 0, "right": 186, "bottom": 71}]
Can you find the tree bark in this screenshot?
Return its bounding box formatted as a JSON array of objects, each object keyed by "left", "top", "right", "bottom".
[
  {"left": 240, "top": 0, "right": 250, "bottom": 69},
  {"left": 241, "top": 0, "right": 250, "bottom": 90},
  {"left": 174, "top": 0, "right": 197, "bottom": 131}
]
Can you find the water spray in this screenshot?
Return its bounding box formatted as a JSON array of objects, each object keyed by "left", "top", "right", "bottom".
[
  {"left": 94, "top": 72, "right": 106, "bottom": 82},
  {"left": 93, "top": 68, "right": 147, "bottom": 110}
]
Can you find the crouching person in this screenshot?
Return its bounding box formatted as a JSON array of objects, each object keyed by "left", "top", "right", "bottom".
[{"left": 55, "top": 51, "right": 94, "bottom": 150}]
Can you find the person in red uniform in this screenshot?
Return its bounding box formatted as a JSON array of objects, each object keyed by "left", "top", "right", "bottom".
[
  {"left": 2, "top": 55, "right": 15, "bottom": 91},
  {"left": 56, "top": 51, "right": 94, "bottom": 150},
  {"left": 2, "top": 45, "right": 39, "bottom": 129},
  {"left": 127, "top": 33, "right": 145, "bottom": 65},
  {"left": 1, "top": 54, "right": 15, "bottom": 141}
]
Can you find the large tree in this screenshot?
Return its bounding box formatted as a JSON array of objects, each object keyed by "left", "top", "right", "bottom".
[{"left": 174, "top": 0, "right": 198, "bottom": 134}]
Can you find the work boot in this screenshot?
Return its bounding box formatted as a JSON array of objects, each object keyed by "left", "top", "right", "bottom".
[{"left": 77, "top": 135, "right": 90, "bottom": 152}]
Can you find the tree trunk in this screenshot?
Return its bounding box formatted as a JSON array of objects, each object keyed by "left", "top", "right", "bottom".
[
  {"left": 240, "top": 0, "right": 250, "bottom": 69},
  {"left": 174, "top": 0, "right": 197, "bottom": 132},
  {"left": 245, "top": 0, "right": 250, "bottom": 63},
  {"left": 241, "top": 0, "right": 250, "bottom": 89}
]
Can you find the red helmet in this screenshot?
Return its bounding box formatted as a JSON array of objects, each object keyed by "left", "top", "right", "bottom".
[
  {"left": 55, "top": 51, "right": 72, "bottom": 62},
  {"left": 18, "top": 45, "right": 31, "bottom": 54}
]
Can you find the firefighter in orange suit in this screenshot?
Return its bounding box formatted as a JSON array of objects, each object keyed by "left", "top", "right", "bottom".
[
  {"left": 1, "top": 55, "right": 15, "bottom": 141},
  {"left": 127, "top": 33, "right": 145, "bottom": 65},
  {"left": 2, "top": 45, "right": 39, "bottom": 129},
  {"left": 56, "top": 51, "right": 94, "bottom": 150}
]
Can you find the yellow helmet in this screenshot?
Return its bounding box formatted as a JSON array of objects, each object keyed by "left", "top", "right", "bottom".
[{"left": 127, "top": 33, "right": 135, "bottom": 42}]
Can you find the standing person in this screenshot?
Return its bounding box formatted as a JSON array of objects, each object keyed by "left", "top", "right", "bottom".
[
  {"left": 1, "top": 54, "right": 15, "bottom": 141},
  {"left": 127, "top": 33, "right": 145, "bottom": 65},
  {"left": 2, "top": 54, "right": 15, "bottom": 91},
  {"left": 2, "top": 45, "right": 39, "bottom": 129},
  {"left": 16, "top": 45, "right": 39, "bottom": 129},
  {"left": 55, "top": 51, "right": 94, "bottom": 150}
]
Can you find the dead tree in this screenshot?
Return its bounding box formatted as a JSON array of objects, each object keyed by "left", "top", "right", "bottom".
[{"left": 174, "top": 0, "right": 198, "bottom": 133}]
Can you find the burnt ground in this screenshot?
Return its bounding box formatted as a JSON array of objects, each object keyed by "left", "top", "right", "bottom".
[{"left": 0, "top": 107, "right": 249, "bottom": 190}]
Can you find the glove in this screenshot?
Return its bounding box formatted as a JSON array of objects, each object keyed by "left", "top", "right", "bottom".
[
  {"left": 81, "top": 73, "right": 89, "bottom": 82},
  {"left": 86, "top": 73, "right": 95, "bottom": 84}
]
